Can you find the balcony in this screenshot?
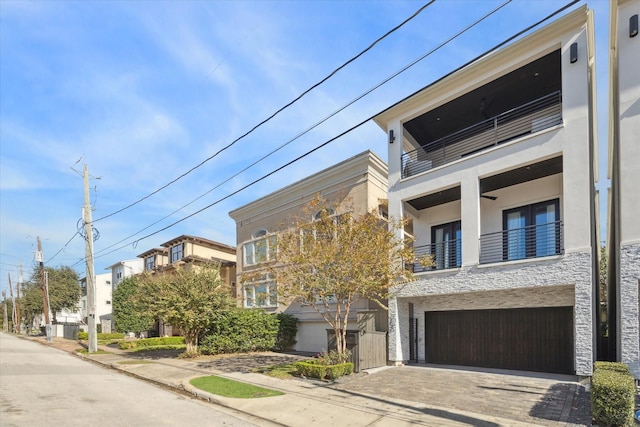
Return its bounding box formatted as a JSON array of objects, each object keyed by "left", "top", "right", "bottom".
[
  {"left": 408, "top": 239, "right": 462, "bottom": 273},
  {"left": 402, "top": 91, "right": 562, "bottom": 178},
  {"left": 479, "top": 220, "right": 563, "bottom": 264}
]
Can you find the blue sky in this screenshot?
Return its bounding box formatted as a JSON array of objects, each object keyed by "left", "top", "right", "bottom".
[{"left": 0, "top": 0, "right": 610, "bottom": 294}]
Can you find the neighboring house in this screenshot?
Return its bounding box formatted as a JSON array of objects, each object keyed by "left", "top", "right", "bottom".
[
  {"left": 606, "top": 0, "right": 640, "bottom": 379},
  {"left": 80, "top": 272, "right": 113, "bottom": 332},
  {"left": 106, "top": 258, "right": 144, "bottom": 290},
  {"left": 229, "top": 150, "right": 389, "bottom": 353},
  {"left": 136, "top": 234, "right": 237, "bottom": 336},
  {"left": 374, "top": 6, "right": 597, "bottom": 377}
]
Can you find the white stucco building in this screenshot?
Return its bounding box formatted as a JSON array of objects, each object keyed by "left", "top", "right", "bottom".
[{"left": 374, "top": 6, "right": 597, "bottom": 376}]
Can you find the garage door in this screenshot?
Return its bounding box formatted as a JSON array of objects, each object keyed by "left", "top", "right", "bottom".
[{"left": 425, "top": 307, "right": 573, "bottom": 374}]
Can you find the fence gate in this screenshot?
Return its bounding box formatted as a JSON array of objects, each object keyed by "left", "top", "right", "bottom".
[{"left": 409, "top": 317, "right": 418, "bottom": 362}]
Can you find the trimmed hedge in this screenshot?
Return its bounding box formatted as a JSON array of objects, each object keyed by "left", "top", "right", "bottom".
[
  {"left": 78, "top": 332, "right": 124, "bottom": 341},
  {"left": 294, "top": 360, "right": 354, "bottom": 380},
  {"left": 591, "top": 361, "right": 635, "bottom": 427},
  {"left": 200, "top": 309, "right": 278, "bottom": 355},
  {"left": 118, "top": 336, "right": 185, "bottom": 350}
]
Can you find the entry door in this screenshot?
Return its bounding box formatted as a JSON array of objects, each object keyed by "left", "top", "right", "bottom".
[{"left": 431, "top": 221, "right": 461, "bottom": 269}]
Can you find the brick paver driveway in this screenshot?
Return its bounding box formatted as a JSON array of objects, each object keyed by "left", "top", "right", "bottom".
[{"left": 332, "top": 364, "right": 591, "bottom": 426}]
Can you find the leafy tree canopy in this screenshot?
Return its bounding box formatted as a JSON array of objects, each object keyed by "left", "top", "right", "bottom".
[
  {"left": 134, "top": 264, "right": 235, "bottom": 355},
  {"left": 24, "top": 265, "right": 81, "bottom": 324},
  {"left": 112, "top": 276, "right": 154, "bottom": 334},
  {"left": 262, "top": 195, "right": 421, "bottom": 354}
]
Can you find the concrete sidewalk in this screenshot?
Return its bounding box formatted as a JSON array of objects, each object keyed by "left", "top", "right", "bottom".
[{"left": 28, "top": 336, "right": 584, "bottom": 426}]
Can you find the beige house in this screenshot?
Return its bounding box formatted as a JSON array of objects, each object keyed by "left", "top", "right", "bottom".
[
  {"left": 229, "top": 150, "right": 389, "bottom": 353},
  {"left": 606, "top": 0, "right": 640, "bottom": 378},
  {"left": 137, "top": 234, "right": 237, "bottom": 336},
  {"left": 375, "top": 6, "right": 598, "bottom": 376}
]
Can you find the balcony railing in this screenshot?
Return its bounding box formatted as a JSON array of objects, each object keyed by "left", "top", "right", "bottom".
[
  {"left": 408, "top": 239, "right": 461, "bottom": 273},
  {"left": 479, "top": 220, "right": 563, "bottom": 264},
  {"left": 402, "top": 91, "right": 562, "bottom": 178}
]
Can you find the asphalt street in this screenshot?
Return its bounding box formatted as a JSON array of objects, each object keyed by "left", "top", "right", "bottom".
[{"left": 0, "top": 333, "right": 260, "bottom": 427}]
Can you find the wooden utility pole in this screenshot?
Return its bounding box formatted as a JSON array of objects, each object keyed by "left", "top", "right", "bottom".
[
  {"left": 13, "top": 273, "right": 21, "bottom": 334},
  {"left": 36, "top": 237, "right": 50, "bottom": 325},
  {"left": 83, "top": 165, "right": 98, "bottom": 353},
  {"left": 8, "top": 273, "right": 15, "bottom": 333},
  {"left": 2, "top": 291, "right": 8, "bottom": 332}
]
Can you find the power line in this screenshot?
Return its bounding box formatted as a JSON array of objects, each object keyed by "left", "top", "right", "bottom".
[
  {"left": 92, "top": 1, "right": 436, "bottom": 223},
  {"left": 83, "top": 0, "right": 578, "bottom": 265},
  {"left": 93, "top": 0, "right": 512, "bottom": 258}
]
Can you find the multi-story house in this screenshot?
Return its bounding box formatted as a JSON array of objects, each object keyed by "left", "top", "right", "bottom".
[
  {"left": 229, "top": 150, "right": 389, "bottom": 353},
  {"left": 374, "top": 6, "right": 597, "bottom": 377},
  {"left": 606, "top": 0, "right": 640, "bottom": 378},
  {"left": 79, "top": 272, "right": 113, "bottom": 332},
  {"left": 106, "top": 258, "right": 144, "bottom": 290},
  {"left": 136, "top": 235, "right": 237, "bottom": 336}
]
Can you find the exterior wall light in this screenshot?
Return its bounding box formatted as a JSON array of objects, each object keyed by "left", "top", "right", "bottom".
[
  {"left": 389, "top": 129, "right": 395, "bottom": 144},
  {"left": 631, "top": 14, "right": 638, "bottom": 38},
  {"left": 570, "top": 42, "right": 578, "bottom": 63}
]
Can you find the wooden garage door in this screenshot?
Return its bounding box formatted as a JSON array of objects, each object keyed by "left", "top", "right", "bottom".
[{"left": 425, "top": 307, "right": 573, "bottom": 374}]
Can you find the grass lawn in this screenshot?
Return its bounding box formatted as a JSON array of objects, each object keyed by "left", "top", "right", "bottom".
[
  {"left": 190, "top": 375, "right": 284, "bottom": 398},
  {"left": 253, "top": 362, "right": 299, "bottom": 379}
]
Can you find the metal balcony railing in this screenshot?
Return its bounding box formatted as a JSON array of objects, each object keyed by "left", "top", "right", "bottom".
[
  {"left": 479, "top": 220, "right": 563, "bottom": 264},
  {"left": 408, "top": 239, "right": 462, "bottom": 273},
  {"left": 401, "top": 91, "right": 562, "bottom": 178}
]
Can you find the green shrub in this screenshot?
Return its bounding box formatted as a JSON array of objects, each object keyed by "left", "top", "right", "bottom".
[
  {"left": 118, "top": 336, "right": 185, "bottom": 350},
  {"left": 591, "top": 362, "right": 635, "bottom": 427},
  {"left": 98, "top": 332, "right": 125, "bottom": 340},
  {"left": 77, "top": 332, "right": 124, "bottom": 341},
  {"left": 273, "top": 313, "right": 298, "bottom": 351},
  {"left": 294, "top": 360, "right": 353, "bottom": 380},
  {"left": 200, "top": 309, "right": 278, "bottom": 355}
]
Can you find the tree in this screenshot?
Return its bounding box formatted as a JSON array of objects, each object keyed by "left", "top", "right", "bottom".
[
  {"left": 112, "top": 276, "right": 154, "bottom": 334},
  {"left": 23, "top": 266, "right": 81, "bottom": 325},
  {"left": 265, "top": 196, "right": 420, "bottom": 357},
  {"left": 134, "top": 265, "right": 235, "bottom": 355},
  {"left": 44, "top": 266, "right": 81, "bottom": 323}
]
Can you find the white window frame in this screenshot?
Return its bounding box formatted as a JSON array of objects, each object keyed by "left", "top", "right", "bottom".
[
  {"left": 243, "top": 275, "right": 277, "bottom": 308},
  {"left": 243, "top": 231, "right": 276, "bottom": 267}
]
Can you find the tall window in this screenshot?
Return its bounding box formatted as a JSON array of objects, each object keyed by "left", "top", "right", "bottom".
[
  {"left": 170, "top": 244, "right": 183, "bottom": 263},
  {"left": 243, "top": 275, "right": 277, "bottom": 308},
  {"left": 243, "top": 231, "right": 276, "bottom": 266},
  {"left": 145, "top": 256, "right": 155, "bottom": 271},
  {"left": 503, "top": 199, "right": 560, "bottom": 261},
  {"left": 431, "top": 220, "right": 461, "bottom": 270}
]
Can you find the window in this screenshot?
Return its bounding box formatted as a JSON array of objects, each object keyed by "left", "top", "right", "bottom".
[
  {"left": 243, "top": 275, "right": 277, "bottom": 308},
  {"left": 106, "top": 300, "right": 111, "bottom": 305},
  {"left": 503, "top": 199, "right": 560, "bottom": 261},
  {"left": 145, "top": 256, "right": 155, "bottom": 271},
  {"left": 430, "top": 220, "right": 461, "bottom": 270},
  {"left": 170, "top": 244, "right": 183, "bottom": 263},
  {"left": 243, "top": 233, "right": 276, "bottom": 266}
]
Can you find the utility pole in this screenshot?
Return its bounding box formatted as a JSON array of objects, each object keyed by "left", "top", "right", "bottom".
[
  {"left": 36, "top": 237, "right": 52, "bottom": 342},
  {"left": 14, "top": 272, "right": 21, "bottom": 335},
  {"left": 8, "top": 274, "right": 15, "bottom": 333},
  {"left": 2, "top": 290, "right": 7, "bottom": 332},
  {"left": 83, "top": 165, "right": 98, "bottom": 353}
]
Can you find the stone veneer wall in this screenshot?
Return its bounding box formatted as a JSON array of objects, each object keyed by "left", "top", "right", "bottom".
[
  {"left": 388, "top": 250, "right": 594, "bottom": 376},
  {"left": 620, "top": 243, "right": 640, "bottom": 378}
]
